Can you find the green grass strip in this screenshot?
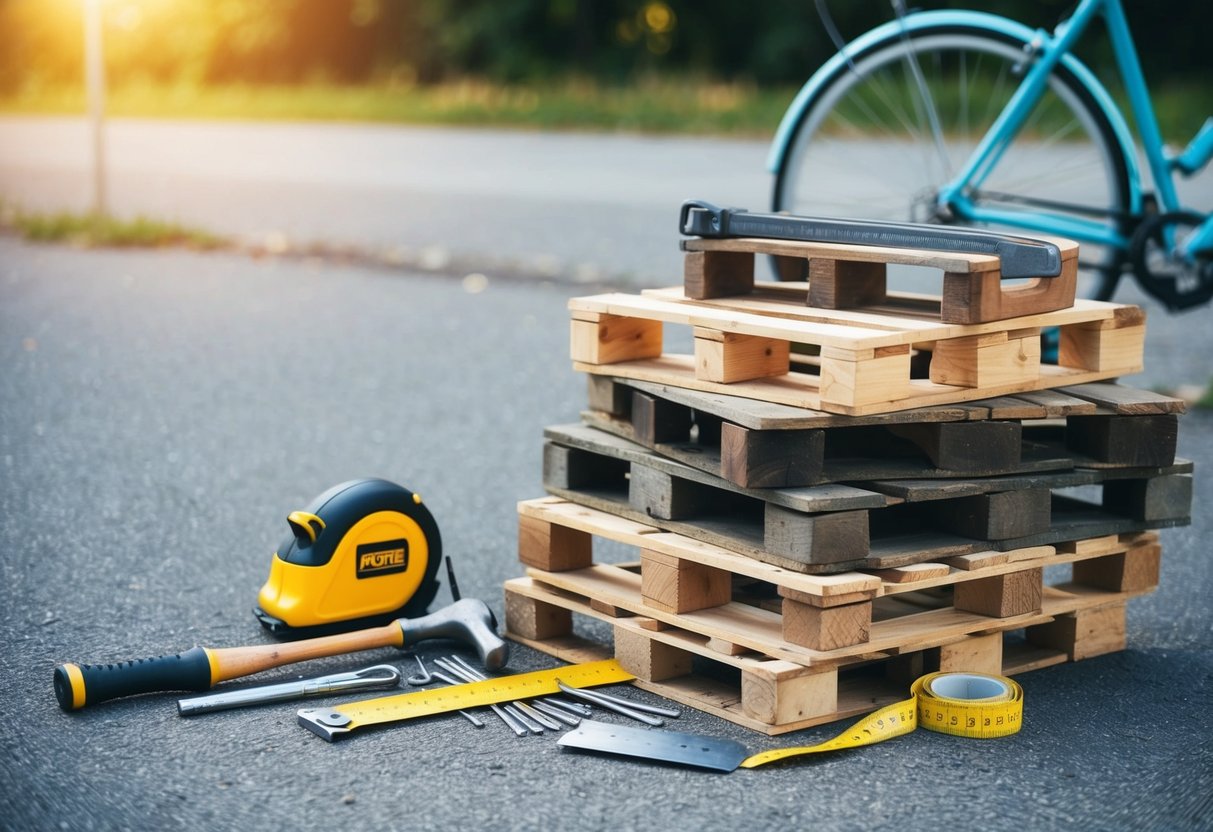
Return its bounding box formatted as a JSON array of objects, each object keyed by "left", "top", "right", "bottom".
[
  {"left": 1197, "top": 380, "right": 1213, "bottom": 410},
  {"left": 7, "top": 207, "right": 225, "bottom": 250},
  {"left": 2, "top": 78, "right": 1208, "bottom": 139}
]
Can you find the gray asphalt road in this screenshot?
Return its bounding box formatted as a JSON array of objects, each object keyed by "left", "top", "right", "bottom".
[
  {"left": 1, "top": 237, "right": 1209, "bottom": 832},
  {"left": 0, "top": 117, "right": 771, "bottom": 285}
]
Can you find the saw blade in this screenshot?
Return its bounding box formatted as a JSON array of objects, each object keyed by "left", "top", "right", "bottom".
[{"left": 557, "top": 719, "right": 750, "bottom": 772}]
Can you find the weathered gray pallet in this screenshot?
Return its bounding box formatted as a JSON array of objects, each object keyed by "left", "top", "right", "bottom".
[
  {"left": 586, "top": 376, "right": 1182, "bottom": 488},
  {"left": 543, "top": 423, "right": 1192, "bottom": 574}
]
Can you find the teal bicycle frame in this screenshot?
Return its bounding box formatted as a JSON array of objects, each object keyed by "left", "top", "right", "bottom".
[
  {"left": 937, "top": 0, "right": 1212, "bottom": 259},
  {"left": 770, "top": 0, "right": 1213, "bottom": 265}
]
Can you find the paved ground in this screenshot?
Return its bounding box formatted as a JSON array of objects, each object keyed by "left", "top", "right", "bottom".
[
  {"left": 0, "top": 237, "right": 1209, "bottom": 831},
  {"left": 0, "top": 117, "right": 772, "bottom": 286}
]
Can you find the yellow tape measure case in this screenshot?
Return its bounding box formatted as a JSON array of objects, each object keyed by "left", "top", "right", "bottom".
[{"left": 254, "top": 479, "right": 443, "bottom": 638}]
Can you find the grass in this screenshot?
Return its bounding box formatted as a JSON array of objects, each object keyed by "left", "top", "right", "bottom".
[
  {"left": 1198, "top": 380, "right": 1213, "bottom": 410},
  {"left": 0, "top": 79, "right": 794, "bottom": 137},
  {"left": 4, "top": 205, "right": 225, "bottom": 250},
  {"left": 0, "top": 77, "right": 1208, "bottom": 140}
]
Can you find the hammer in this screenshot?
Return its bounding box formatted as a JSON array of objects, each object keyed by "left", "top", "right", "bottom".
[{"left": 53, "top": 598, "right": 508, "bottom": 711}]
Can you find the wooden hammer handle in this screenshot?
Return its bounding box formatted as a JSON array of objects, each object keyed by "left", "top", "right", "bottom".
[{"left": 207, "top": 622, "right": 403, "bottom": 682}]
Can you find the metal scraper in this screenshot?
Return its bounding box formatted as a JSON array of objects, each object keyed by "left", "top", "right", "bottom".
[{"left": 557, "top": 719, "right": 749, "bottom": 773}]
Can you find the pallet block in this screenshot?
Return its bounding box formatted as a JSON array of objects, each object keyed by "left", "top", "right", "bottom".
[
  {"left": 1065, "top": 413, "right": 1179, "bottom": 467},
  {"left": 542, "top": 424, "right": 1191, "bottom": 572},
  {"left": 779, "top": 588, "right": 873, "bottom": 652},
  {"left": 1025, "top": 602, "right": 1127, "bottom": 661},
  {"left": 680, "top": 234, "right": 1080, "bottom": 325},
  {"left": 569, "top": 288, "right": 1144, "bottom": 415},
  {"left": 695, "top": 328, "right": 791, "bottom": 383},
  {"left": 719, "top": 419, "right": 825, "bottom": 488},
  {"left": 641, "top": 548, "right": 732, "bottom": 613},
  {"left": 1071, "top": 541, "right": 1160, "bottom": 592},
  {"left": 518, "top": 513, "right": 593, "bottom": 572},
  {"left": 953, "top": 568, "right": 1044, "bottom": 618},
  {"left": 1059, "top": 308, "right": 1147, "bottom": 372}
]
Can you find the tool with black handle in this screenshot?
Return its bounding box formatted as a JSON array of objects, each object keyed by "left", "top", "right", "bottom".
[
  {"left": 679, "top": 199, "right": 1063, "bottom": 279},
  {"left": 53, "top": 598, "right": 508, "bottom": 711}
]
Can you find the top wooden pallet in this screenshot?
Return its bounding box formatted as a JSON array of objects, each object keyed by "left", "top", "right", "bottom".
[
  {"left": 682, "top": 234, "right": 1080, "bottom": 325},
  {"left": 569, "top": 287, "right": 1144, "bottom": 417}
]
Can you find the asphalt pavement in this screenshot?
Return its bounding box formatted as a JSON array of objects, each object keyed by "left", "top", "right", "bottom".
[
  {"left": 1, "top": 233, "right": 1210, "bottom": 832},
  {"left": 0, "top": 117, "right": 771, "bottom": 286}
]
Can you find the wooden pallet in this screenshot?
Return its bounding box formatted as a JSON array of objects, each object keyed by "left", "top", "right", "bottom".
[
  {"left": 585, "top": 376, "right": 1183, "bottom": 488},
  {"left": 507, "top": 581, "right": 1133, "bottom": 734},
  {"left": 681, "top": 234, "right": 1081, "bottom": 325},
  {"left": 515, "top": 496, "right": 1160, "bottom": 656},
  {"left": 569, "top": 287, "right": 1145, "bottom": 416},
  {"left": 506, "top": 519, "right": 1147, "bottom": 734},
  {"left": 543, "top": 423, "right": 1192, "bottom": 572}
]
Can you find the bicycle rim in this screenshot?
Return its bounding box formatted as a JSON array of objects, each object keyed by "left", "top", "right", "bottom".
[{"left": 773, "top": 26, "right": 1131, "bottom": 300}]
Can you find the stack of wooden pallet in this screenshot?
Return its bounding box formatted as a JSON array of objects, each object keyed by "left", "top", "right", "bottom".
[{"left": 504, "top": 234, "right": 1192, "bottom": 734}]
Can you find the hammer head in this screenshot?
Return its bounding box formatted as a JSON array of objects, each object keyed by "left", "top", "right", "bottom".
[{"left": 396, "top": 598, "right": 509, "bottom": 671}]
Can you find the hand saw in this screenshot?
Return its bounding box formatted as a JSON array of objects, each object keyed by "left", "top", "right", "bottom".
[{"left": 679, "top": 199, "right": 1062, "bottom": 279}]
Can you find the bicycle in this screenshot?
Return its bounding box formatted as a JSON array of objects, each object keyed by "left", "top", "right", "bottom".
[{"left": 768, "top": 0, "right": 1213, "bottom": 310}]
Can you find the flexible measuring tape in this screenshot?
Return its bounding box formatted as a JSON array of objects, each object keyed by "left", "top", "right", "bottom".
[
  {"left": 297, "top": 659, "right": 634, "bottom": 741},
  {"left": 741, "top": 672, "right": 1023, "bottom": 768}
]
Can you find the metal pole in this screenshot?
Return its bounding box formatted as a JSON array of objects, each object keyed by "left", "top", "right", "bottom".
[{"left": 83, "top": 0, "right": 107, "bottom": 215}]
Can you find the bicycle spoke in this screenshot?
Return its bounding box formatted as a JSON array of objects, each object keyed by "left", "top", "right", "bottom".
[
  {"left": 899, "top": 46, "right": 953, "bottom": 173},
  {"left": 957, "top": 51, "right": 970, "bottom": 140},
  {"left": 863, "top": 66, "right": 931, "bottom": 145},
  {"left": 979, "top": 59, "right": 1013, "bottom": 132}
]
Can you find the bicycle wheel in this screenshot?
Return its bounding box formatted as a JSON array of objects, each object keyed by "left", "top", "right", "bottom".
[{"left": 773, "top": 24, "right": 1132, "bottom": 300}]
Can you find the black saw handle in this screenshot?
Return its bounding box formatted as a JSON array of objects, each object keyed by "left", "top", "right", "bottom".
[{"left": 54, "top": 648, "right": 213, "bottom": 711}]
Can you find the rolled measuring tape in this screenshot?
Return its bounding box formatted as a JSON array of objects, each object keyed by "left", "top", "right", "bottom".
[{"left": 741, "top": 671, "right": 1023, "bottom": 768}]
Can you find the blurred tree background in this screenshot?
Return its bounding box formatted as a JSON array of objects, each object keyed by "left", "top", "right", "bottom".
[{"left": 1, "top": 0, "right": 1208, "bottom": 133}]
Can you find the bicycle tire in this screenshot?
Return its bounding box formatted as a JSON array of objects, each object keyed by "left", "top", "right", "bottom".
[{"left": 772, "top": 23, "right": 1132, "bottom": 301}]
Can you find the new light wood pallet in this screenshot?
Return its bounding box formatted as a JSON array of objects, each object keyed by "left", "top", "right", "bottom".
[
  {"left": 569, "top": 287, "right": 1145, "bottom": 416},
  {"left": 507, "top": 498, "right": 1160, "bottom": 733},
  {"left": 585, "top": 376, "right": 1183, "bottom": 488},
  {"left": 681, "top": 234, "right": 1081, "bottom": 325},
  {"left": 543, "top": 422, "right": 1192, "bottom": 573}
]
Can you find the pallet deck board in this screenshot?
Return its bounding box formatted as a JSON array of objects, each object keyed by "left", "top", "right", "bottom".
[
  {"left": 574, "top": 290, "right": 1124, "bottom": 351},
  {"left": 860, "top": 459, "right": 1193, "bottom": 502},
  {"left": 1059, "top": 383, "right": 1187, "bottom": 415},
  {"left": 574, "top": 354, "right": 1142, "bottom": 417},
  {"left": 618, "top": 378, "right": 985, "bottom": 430}
]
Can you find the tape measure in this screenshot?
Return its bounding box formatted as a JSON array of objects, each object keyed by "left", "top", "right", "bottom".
[
  {"left": 298, "top": 659, "right": 634, "bottom": 741},
  {"left": 741, "top": 672, "right": 1023, "bottom": 768}
]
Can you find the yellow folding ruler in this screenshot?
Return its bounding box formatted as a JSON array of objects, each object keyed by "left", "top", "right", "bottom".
[
  {"left": 297, "top": 659, "right": 634, "bottom": 741},
  {"left": 741, "top": 671, "right": 1024, "bottom": 768}
]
